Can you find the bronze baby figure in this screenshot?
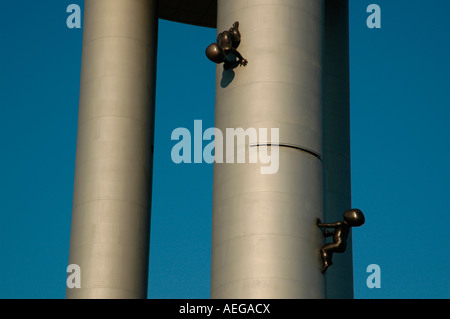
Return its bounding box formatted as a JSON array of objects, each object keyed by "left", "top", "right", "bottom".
[
  {"left": 205, "top": 21, "right": 248, "bottom": 69},
  {"left": 316, "top": 209, "right": 365, "bottom": 273}
]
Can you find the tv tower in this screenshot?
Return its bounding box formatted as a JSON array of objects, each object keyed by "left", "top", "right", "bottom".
[{"left": 67, "top": 0, "right": 353, "bottom": 299}]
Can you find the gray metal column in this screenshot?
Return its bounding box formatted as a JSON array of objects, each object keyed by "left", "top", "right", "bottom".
[
  {"left": 67, "top": 0, "right": 157, "bottom": 299},
  {"left": 211, "top": 0, "right": 325, "bottom": 298},
  {"left": 323, "top": 0, "right": 353, "bottom": 299}
]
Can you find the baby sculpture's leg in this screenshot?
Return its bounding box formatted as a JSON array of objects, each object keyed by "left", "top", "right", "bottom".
[{"left": 320, "top": 243, "right": 337, "bottom": 273}]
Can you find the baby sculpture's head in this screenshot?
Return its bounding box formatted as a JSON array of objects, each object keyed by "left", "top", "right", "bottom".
[{"left": 343, "top": 209, "right": 365, "bottom": 227}]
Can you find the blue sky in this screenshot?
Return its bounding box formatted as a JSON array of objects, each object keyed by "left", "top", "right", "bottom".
[{"left": 0, "top": 0, "right": 448, "bottom": 299}]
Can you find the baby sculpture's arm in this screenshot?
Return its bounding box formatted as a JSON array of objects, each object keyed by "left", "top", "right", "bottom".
[
  {"left": 316, "top": 218, "right": 342, "bottom": 228},
  {"left": 229, "top": 48, "right": 248, "bottom": 66}
]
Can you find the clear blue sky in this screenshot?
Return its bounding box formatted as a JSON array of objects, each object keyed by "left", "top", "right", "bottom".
[{"left": 0, "top": 0, "right": 448, "bottom": 299}]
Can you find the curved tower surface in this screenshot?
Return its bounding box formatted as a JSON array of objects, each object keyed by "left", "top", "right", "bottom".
[{"left": 67, "top": 0, "right": 352, "bottom": 299}]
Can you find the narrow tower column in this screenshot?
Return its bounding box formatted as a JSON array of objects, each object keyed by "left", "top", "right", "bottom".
[
  {"left": 67, "top": 0, "right": 158, "bottom": 298},
  {"left": 211, "top": 0, "right": 325, "bottom": 298}
]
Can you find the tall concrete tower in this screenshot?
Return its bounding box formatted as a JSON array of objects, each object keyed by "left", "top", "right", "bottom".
[{"left": 67, "top": 0, "right": 352, "bottom": 299}]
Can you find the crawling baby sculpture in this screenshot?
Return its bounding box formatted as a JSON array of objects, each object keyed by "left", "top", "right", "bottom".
[
  {"left": 205, "top": 21, "right": 248, "bottom": 69},
  {"left": 316, "top": 209, "right": 365, "bottom": 273}
]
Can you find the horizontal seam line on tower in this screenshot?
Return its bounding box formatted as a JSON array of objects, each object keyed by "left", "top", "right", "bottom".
[
  {"left": 214, "top": 121, "right": 323, "bottom": 138},
  {"left": 213, "top": 190, "right": 322, "bottom": 206},
  {"left": 216, "top": 80, "right": 322, "bottom": 96},
  {"left": 68, "top": 286, "right": 145, "bottom": 297},
  {"left": 77, "top": 115, "right": 150, "bottom": 127},
  {"left": 225, "top": 4, "right": 323, "bottom": 22},
  {"left": 83, "top": 35, "right": 152, "bottom": 45},
  {"left": 212, "top": 276, "right": 320, "bottom": 293},
  {"left": 80, "top": 74, "right": 151, "bottom": 83},
  {"left": 250, "top": 143, "right": 321, "bottom": 160},
  {"left": 211, "top": 233, "right": 317, "bottom": 250},
  {"left": 72, "top": 198, "right": 148, "bottom": 211}
]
